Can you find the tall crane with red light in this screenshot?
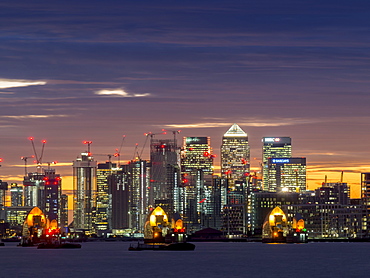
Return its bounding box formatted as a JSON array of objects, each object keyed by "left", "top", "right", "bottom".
[
  {"left": 21, "top": 155, "right": 35, "bottom": 176},
  {"left": 28, "top": 137, "right": 47, "bottom": 172},
  {"left": 83, "top": 140, "right": 93, "bottom": 154},
  {"left": 114, "top": 135, "right": 126, "bottom": 166}
]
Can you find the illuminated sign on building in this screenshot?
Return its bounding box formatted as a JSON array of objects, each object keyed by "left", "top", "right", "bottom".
[{"left": 272, "top": 159, "right": 290, "bottom": 163}]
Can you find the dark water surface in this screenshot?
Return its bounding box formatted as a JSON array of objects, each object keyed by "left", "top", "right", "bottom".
[{"left": 1, "top": 241, "right": 369, "bottom": 277}]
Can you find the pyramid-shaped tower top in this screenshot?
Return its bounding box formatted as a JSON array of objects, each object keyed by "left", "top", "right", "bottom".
[{"left": 223, "top": 123, "right": 247, "bottom": 137}]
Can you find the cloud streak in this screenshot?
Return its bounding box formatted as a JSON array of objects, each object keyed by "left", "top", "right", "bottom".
[
  {"left": 0, "top": 79, "right": 46, "bottom": 89},
  {"left": 95, "top": 89, "right": 151, "bottom": 97},
  {"left": 1, "top": 114, "right": 68, "bottom": 119}
]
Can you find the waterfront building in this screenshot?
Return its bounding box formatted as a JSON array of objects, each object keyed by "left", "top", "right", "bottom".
[
  {"left": 73, "top": 152, "right": 97, "bottom": 232},
  {"left": 43, "top": 168, "right": 61, "bottom": 222},
  {"left": 10, "top": 183, "right": 23, "bottom": 207},
  {"left": 315, "top": 182, "right": 350, "bottom": 205},
  {"left": 221, "top": 124, "right": 250, "bottom": 186},
  {"left": 60, "top": 194, "right": 68, "bottom": 228},
  {"left": 283, "top": 203, "right": 363, "bottom": 239},
  {"left": 361, "top": 173, "right": 370, "bottom": 234},
  {"left": 0, "top": 180, "right": 8, "bottom": 206},
  {"left": 262, "top": 137, "right": 292, "bottom": 190},
  {"left": 115, "top": 159, "right": 149, "bottom": 232},
  {"left": 23, "top": 172, "right": 45, "bottom": 208},
  {"left": 95, "top": 161, "right": 117, "bottom": 232},
  {"left": 108, "top": 169, "right": 130, "bottom": 230},
  {"left": 248, "top": 191, "right": 299, "bottom": 235},
  {"left": 266, "top": 157, "right": 306, "bottom": 192},
  {"left": 181, "top": 137, "right": 214, "bottom": 232},
  {"left": 150, "top": 137, "right": 179, "bottom": 216}
]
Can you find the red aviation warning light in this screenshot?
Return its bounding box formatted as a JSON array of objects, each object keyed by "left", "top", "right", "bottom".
[
  {"left": 203, "top": 152, "right": 209, "bottom": 157},
  {"left": 0, "top": 158, "right": 2, "bottom": 163}
]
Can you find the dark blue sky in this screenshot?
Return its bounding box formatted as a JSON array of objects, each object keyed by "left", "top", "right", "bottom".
[{"left": 0, "top": 1, "right": 370, "bottom": 193}]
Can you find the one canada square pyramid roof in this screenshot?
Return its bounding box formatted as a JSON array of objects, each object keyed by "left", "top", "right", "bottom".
[{"left": 223, "top": 123, "right": 247, "bottom": 137}]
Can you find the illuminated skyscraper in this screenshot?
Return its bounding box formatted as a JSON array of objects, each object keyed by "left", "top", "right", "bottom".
[
  {"left": 60, "top": 194, "right": 68, "bottom": 228},
  {"left": 95, "top": 161, "right": 117, "bottom": 231},
  {"left": 221, "top": 124, "right": 250, "bottom": 185},
  {"left": 266, "top": 157, "right": 306, "bottom": 192},
  {"left": 262, "top": 137, "right": 292, "bottom": 190},
  {"left": 124, "top": 159, "right": 149, "bottom": 231},
  {"left": 150, "top": 137, "right": 179, "bottom": 216},
  {"left": 10, "top": 183, "right": 23, "bottom": 207},
  {"left": 23, "top": 168, "right": 62, "bottom": 222},
  {"left": 181, "top": 137, "right": 214, "bottom": 231},
  {"left": 73, "top": 152, "right": 97, "bottom": 231},
  {"left": 43, "top": 168, "right": 61, "bottom": 222}
]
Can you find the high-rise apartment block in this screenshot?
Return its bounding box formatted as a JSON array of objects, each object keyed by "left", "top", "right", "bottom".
[{"left": 73, "top": 152, "right": 97, "bottom": 231}]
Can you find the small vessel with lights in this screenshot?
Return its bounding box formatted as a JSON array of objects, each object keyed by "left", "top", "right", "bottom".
[{"left": 129, "top": 206, "right": 195, "bottom": 251}]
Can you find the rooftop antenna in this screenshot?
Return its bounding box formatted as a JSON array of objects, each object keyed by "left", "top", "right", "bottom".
[{"left": 340, "top": 171, "right": 344, "bottom": 183}]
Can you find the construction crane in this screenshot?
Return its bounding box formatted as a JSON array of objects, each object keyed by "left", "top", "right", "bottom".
[
  {"left": 140, "top": 131, "right": 168, "bottom": 159},
  {"left": 114, "top": 135, "right": 126, "bottom": 166},
  {"left": 92, "top": 154, "right": 113, "bottom": 163},
  {"left": 161, "top": 129, "right": 181, "bottom": 146},
  {"left": 83, "top": 140, "right": 93, "bottom": 153},
  {"left": 21, "top": 155, "right": 35, "bottom": 176},
  {"left": 28, "top": 137, "right": 47, "bottom": 171}
]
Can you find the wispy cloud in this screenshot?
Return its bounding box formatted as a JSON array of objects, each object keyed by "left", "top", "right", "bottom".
[
  {"left": 1, "top": 114, "right": 68, "bottom": 119},
  {"left": 163, "top": 117, "right": 319, "bottom": 128},
  {"left": 0, "top": 79, "right": 46, "bottom": 89},
  {"left": 95, "top": 89, "right": 151, "bottom": 97}
]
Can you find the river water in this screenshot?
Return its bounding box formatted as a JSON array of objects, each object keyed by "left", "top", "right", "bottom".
[{"left": 1, "top": 241, "right": 369, "bottom": 277}]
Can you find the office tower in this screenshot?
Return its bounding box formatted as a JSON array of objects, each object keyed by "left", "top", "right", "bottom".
[
  {"left": 23, "top": 172, "right": 45, "bottom": 207},
  {"left": 43, "top": 168, "right": 61, "bottom": 222},
  {"left": 0, "top": 180, "right": 8, "bottom": 206},
  {"left": 108, "top": 169, "right": 130, "bottom": 230},
  {"left": 361, "top": 173, "right": 370, "bottom": 234},
  {"left": 95, "top": 161, "right": 117, "bottom": 231},
  {"left": 10, "top": 183, "right": 23, "bottom": 206},
  {"left": 266, "top": 157, "right": 306, "bottom": 192},
  {"left": 181, "top": 137, "right": 214, "bottom": 231},
  {"left": 117, "top": 159, "right": 150, "bottom": 232},
  {"left": 221, "top": 124, "right": 250, "bottom": 186},
  {"left": 150, "top": 137, "right": 179, "bottom": 216},
  {"left": 60, "top": 194, "right": 68, "bottom": 228},
  {"left": 262, "top": 137, "right": 292, "bottom": 190},
  {"left": 73, "top": 152, "right": 97, "bottom": 231}
]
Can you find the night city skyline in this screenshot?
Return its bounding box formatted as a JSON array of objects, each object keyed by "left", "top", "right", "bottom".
[{"left": 1, "top": 1, "right": 370, "bottom": 200}]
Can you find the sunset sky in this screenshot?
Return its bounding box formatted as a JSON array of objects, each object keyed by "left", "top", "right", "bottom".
[{"left": 0, "top": 1, "right": 369, "bottom": 198}]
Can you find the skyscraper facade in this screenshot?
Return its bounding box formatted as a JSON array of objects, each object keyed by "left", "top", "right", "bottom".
[
  {"left": 262, "top": 137, "right": 292, "bottom": 190},
  {"left": 221, "top": 123, "right": 250, "bottom": 186},
  {"left": 267, "top": 157, "right": 306, "bottom": 192},
  {"left": 43, "top": 168, "right": 61, "bottom": 222},
  {"left": 73, "top": 152, "right": 97, "bottom": 231},
  {"left": 95, "top": 161, "right": 117, "bottom": 231},
  {"left": 150, "top": 137, "right": 179, "bottom": 216},
  {"left": 181, "top": 137, "right": 214, "bottom": 231},
  {"left": 10, "top": 183, "right": 23, "bottom": 207}
]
